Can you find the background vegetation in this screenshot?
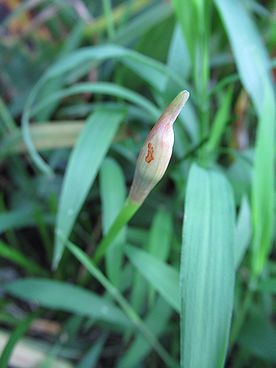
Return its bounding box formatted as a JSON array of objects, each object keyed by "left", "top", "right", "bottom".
[{"left": 0, "top": 0, "right": 275, "bottom": 367}]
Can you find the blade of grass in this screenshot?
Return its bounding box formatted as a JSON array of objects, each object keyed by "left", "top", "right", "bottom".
[
  {"left": 167, "top": 24, "right": 191, "bottom": 81},
  {"left": 33, "top": 83, "right": 159, "bottom": 120},
  {"left": 215, "top": 0, "right": 276, "bottom": 276},
  {"left": 126, "top": 245, "right": 180, "bottom": 312},
  {"left": 77, "top": 334, "right": 107, "bottom": 368},
  {"left": 147, "top": 209, "right": 173, "bottom": 304},
  {"left": 22, "top": 44, "right": 183, "bottom": 175},
  {"left": 173, "top": 0, "right": 211, "bottom": 142},
  {"left": 148, "top": 209, "right": 172, "bottom": 262},
  {"left": 180, "top": 163, "right": 235, "bottom": 368},
  {"left": 118, "top": 298, "right": 172, "bottom": 368},
  {"left": 0, "top": 240, "right": 45, "bottom": 275},
  {"left": 67, "top": 241, "right": 178, "bottom": 368},
  {"left": 1, "top": 122, "right": 84, "bottom": 157},
  {"left": 5, "top": 279, "right": 130, "bottom": 329},
  {"left": 54, "top": 107, "right": 126, "bottom": 268},
  {"left": 36, "top": 20, "right": 85, "bottom": 121},
  {"left": 99, "top": 158, "right": 126, "bottom": 287},
  {"left": 0, "top": 311, "right": 39, "bottom": 368},
  {"left": 205, "top": 87, "right": 233, "bottom": 156},
  {"left": 113, "top": 2, "right": 172, "bottom": 48},
  {"left": 0, "top": 207, "right": 53, "bottom": 234},
  {"left": 235, "top": 196, "right": 251, "bottom": 268},
  {"left": 46, "top": 45, "right": 182, "bottom": 92}
]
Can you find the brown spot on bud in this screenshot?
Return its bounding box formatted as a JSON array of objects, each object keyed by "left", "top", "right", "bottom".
[{"left": 145, "top": 143, "right": 154, "bottom": 163}]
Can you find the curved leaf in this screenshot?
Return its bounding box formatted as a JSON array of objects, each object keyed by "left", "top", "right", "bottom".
[
  {"left": 54, "top": 107, "right": 125, "bottom": 268},
  {"left": 5, "top": 279, "right": 130, "bottom": 329}
]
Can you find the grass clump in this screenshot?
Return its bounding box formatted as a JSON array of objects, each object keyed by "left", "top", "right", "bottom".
[{"left": 0, "top": 1, "right": 275, "bottom": 367}]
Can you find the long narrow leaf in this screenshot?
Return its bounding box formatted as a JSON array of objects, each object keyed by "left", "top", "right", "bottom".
[
  {"left": 33, "top": 83, "right": 159, "bottom": 120},
  {"left": 100, "top": 158, "right": 126, "bottom": 286},
  {"left": 215, "top": 0, "right": 275, "bottom": 276},
  {"left": 54, "top": 108, "right": 125, "bottom": 268},
  {"left": 235, "top": 196, "right": 251, "bottom": 268},
  {"left": 126, "top": 245, "right": 180, "bottom": 312},
  {"left": 0, "top": 312, "right": 38, "bottom": 367},
  {"left": 180, "top": 163, "right": 235, "bottom": 368},
  {"left": 5, "top": 279, "right": 130, "bottom": 329},
  {"left": 67, "top": 241, "right": 177, "bottom": 368},
  {"left": 22, "top": 44, "right": 183, "bottom": 175},
  {"left": 118, "top": 298, "right": 172, "bottom": 368},
  {"left": 0, "top": 240, "right": 45, "bottom": 275}
]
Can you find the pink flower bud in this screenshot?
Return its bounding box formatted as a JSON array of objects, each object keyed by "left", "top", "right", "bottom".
[{"left": 129, "top": 90, "right": 190, "bottom": 204}]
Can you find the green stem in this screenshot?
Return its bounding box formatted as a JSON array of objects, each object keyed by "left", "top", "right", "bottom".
[
  {"left": 94, "top": 199, "right": 140, "bottom": 264},
  {"left": 67, "top": 241, "right": 177, "bottom": 368}
]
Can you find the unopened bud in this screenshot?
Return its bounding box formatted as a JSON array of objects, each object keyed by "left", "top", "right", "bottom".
[{"left": 129, "top": 90, "right": 190, "bottom": 204}]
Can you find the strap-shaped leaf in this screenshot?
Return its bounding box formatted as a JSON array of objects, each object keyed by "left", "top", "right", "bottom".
[
  {"left": 54, "top": 108, "right": 125, "bottom": 268},
  {"left": 215, "top": 0, "right": 275, "bottom": 276},
  {"left": 126, "top": 245, "right": 180, "bottom": 312},
  {"left": 100, "top": 158, "right": 126, "bottom": 286},
  {"left": 5, "top": 278, "right": 130, "bottom": 329},
  {"left": 180, "top": 163, "right": 235, "bottom": 368}
]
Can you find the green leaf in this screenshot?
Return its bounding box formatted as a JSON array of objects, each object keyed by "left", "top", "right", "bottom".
[
  {"left": 126, "top": 245, "right": 180, "bottom": 312},
  {"left": 180, "top": 163, "right": 235, "bottom": 368},
  {"left": 33, "top": 83, "right": 159, "bottom": 121},
  {"left": 235, "top": 196, "right": 251, "bottom": 268},
  {"left": 0, "top": 311, "right": 38, "bottom": 368},
  {"left": 113, "top": 2, "right": 172, "bottom": 53},
  {"left": 148, "top": 209, "right": 173, "bottom": 304},
  {"left": 215, "top": 0, "right": 276, "bottom": 276},
  {"left": 167, "top": 24, "right": 191, "bottom": 81},
  {"left": 54, "top": 108, "right": 125, "bottom": 268},
  {"left": 100, "top": 158, "right": 126, "bottom": 286},
  {"left": 215, "top": 0, "right": 271, "bottom": 113},
  {"left": 118, "top": 298, "right": 172, "bottom": 368},
  {"left": 35, "top": 21, "right": 85, "bottom": 121},
  {"left": 67, "top": 241, "right": 176, "bottom": 367},
  {"left": 205, "top": 88, "right": 233, "bottom": 154},
  {"left": 0, "top": 207, "right": 35, "bottom": 234},
  {"left": 77, "top": 334, "right": 107, "bottom": 368},
  {"left": 5, "top": 278, "right": 130, "bottom": 329},
  {"left": 148, "top": 209, "right": 172, "bottom": 262},
  {"left": 22, "top": 44, "right": 182, "bottom": 175},
  {"left": 0, "top": 122, "right": 84, "bottom": 158},
  {"left": 46, "top": 45, "right": 180, "bottom": 92},
  {"left": 0, "top": 240, "right": 45, "bottom": 275}
]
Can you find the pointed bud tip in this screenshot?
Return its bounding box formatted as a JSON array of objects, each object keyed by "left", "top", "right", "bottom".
[
  {"left": 176, "top": 90, "right": 190, "bottom": 106},
  {"left": 164, "top": 89, "right": 190, "bottom": 126}
]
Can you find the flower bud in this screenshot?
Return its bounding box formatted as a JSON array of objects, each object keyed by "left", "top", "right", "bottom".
[{"left": 129, "top": 90, "right": 190, "bottom": 204}]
